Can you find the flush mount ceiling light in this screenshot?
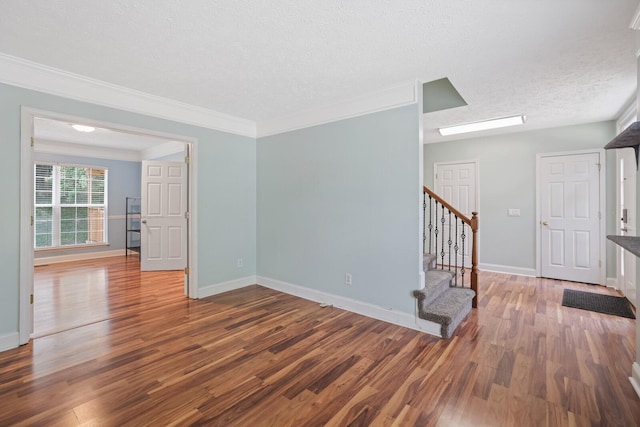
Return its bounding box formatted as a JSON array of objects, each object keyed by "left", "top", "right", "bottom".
[
  {"left": 438, "top": 115, "right": 526, "bottom": 136},
  {"left": 71, "top": 124, "right": 96, "bottom": 133}
]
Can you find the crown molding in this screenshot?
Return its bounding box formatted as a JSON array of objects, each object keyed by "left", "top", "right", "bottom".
[
  {"left": 257, "top": 80, "right": 419, "bottom": 137},
  {"left": 0, "top": 53, "right": 257, "bottom": 138}
]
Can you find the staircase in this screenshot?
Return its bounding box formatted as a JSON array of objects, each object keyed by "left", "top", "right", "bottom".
[
  {"left": 414, "top": 253, "right": 475, "bottom": 338},
  {"left": 414, "top": 186, "right": 478, "bottom": 338}
]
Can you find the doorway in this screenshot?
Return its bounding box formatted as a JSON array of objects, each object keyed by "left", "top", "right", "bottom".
[
  {"left": 617, "top": 147, "right": 637, "bottom": 307},
  {"left": 433, "top": 160, "right": 478, "bottom": 266},
  {"left": 536, "top": 150, "right": 605, "bottom": 284},
  {"left": 20, "top": 108, "right": 198, "bottom": 343}
]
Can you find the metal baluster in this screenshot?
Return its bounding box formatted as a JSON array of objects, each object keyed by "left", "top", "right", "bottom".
[
  {"left": 454, "top": 218, "right": 459, "bottom": 286},
  {"left": 440, "top": 205, "right": 446, "bottom": 269},
  {"left": 434, "top": 202, "right": 439, "bottom": 263},
  {"left": 447, "top": 210, "right": 452, "bottom": 271},
  {"left": 461, "top": 223, "right": 466, "bottom": 287},
  {"left": 428, "top": 196, "right": 433, "bottom": 254}
]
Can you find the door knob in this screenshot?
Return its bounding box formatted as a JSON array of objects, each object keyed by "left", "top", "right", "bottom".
[
  {"left": 541, "top": 221, "right": 548, "bottom": 226},
  {"left": 142, "top": 220, "right": 147, "bottom": 224}
]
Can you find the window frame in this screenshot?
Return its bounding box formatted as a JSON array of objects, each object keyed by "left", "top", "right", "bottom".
[{"left": 34, "top": 162, "right": 109, "bottom": 251}]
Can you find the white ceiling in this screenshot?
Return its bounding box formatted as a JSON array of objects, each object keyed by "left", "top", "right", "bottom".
[
  {"left": 33, "top": 117, "right": 185, "bottom": 161},
  {"left": 1, "top": 1, "right": 638, "bottom": 143}
]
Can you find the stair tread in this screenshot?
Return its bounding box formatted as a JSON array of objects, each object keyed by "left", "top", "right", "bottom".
[
  {"left": 413, "top": 270, "right": 454, "bottom": 307},
  {"left": 423, "top": 253, "right": 437, "bottom": 271},
  {"left": 421, "top": 287, "right": 475, "bottom": 321},
  {"left": 417, "top": 287, "right": 475, "bottom": 339}
]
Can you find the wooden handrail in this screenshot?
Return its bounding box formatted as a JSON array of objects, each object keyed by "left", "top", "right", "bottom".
[
  {"left": 423, "top": 185, "right": 479, "bottom": 308},
  {"left": 423, "top": 186, "right": 473, "bottom": 227}
]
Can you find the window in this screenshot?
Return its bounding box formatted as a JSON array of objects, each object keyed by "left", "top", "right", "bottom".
[{"left": 34, "top": 164, "right": 108, "bottom": 249}]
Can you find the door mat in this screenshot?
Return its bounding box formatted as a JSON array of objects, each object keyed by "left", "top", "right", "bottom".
[{"left": 562, "top": 289, "right": 635, "bottom": 319}]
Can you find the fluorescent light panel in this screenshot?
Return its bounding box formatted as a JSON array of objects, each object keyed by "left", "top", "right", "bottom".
[
  {"left": 438, "top": 115, "right": 525, "bottom": 136},
  {"left": 71, "top": 124, "right": 96, "bottom": 133}
]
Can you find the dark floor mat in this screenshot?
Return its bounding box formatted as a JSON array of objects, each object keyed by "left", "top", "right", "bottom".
[{"left": 562, "top": 289, "right": 635, "bottom": 319}]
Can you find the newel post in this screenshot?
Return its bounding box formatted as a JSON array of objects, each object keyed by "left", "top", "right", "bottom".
[{"left": 470, "top": 212, "right": 479, "bottom": 308}]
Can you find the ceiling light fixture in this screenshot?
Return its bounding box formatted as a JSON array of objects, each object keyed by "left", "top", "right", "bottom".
[
  {"left": 71, "top": 124, "right": 96, "bottom": 133},
  {"left": 438, "top": 115, "right": 526, "bottom": 136}
]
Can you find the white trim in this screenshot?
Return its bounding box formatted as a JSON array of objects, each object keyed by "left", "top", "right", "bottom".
[
  {"left": 616, "top": 99, "right": 637, "bottom": 133},
  {"left": 606, "top": 277, "right": 619, "bottom": 289},
  {"left": 0, "top": 332, "right": 20, "bottom": 352},
  {"left": 631, "top": 4, "right": 640, "bottom": 30},
  {"left": 1, "top": 54, "right": 424, "bottom": 140},
  {"left": 479, "top": 263, "right": 537, "bottom": 277},
  {"left": 108, "top": 215, "right": 127, "bottom": 220},
  {"left": 34, "top": 249, "right": 124, "bottom": 266},
  {"left": 535, "top": 149, "right": 606, "bottom": 286},
  {"left": 35, "top": 138, "right": 142, "bottom": 162},
  {"left": 199, "top": 276, "right": 258, "bottom": 299},
  {"left": 19, "top": 111, "right": 34, "bottom": 345},
  {"left": 257, "top": 276, "right": 442, "bottom": 336},
  {"left": 257, "top": 80, "right": 419, "bottom": 137},
  {"left": 142, "top": 141, "right": 185, "bottom": 161},
  {"left": 0, "top": 53, "right": 256, "bottom": 138},
  {"left": 187, "top": 142, "right": 198, "bottom": 299},
  {"left": 631, "top": 362, "right": 640, "bottom": 400},
  {"left": 417, "top": 81, "right": 425, "bottom": 292},
  {"left": 20, "top": 107, "right": 200, "bottom": 342}
]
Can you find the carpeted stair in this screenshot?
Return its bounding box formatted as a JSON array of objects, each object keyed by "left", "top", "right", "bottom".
[{"left": 413, "top": 253, "right": 475, "bottom": 338}]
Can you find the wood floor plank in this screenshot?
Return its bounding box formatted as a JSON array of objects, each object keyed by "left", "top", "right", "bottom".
[{"left": 0, "top": 257, "right": 637, "bottom": 425}]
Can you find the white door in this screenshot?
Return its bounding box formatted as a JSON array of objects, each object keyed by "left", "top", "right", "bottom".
[
  {"left": 141, "top": 160, "right": 187, "bottom": 271},
  {"left": 433, "top": 161, "right": 477, "bottom": 266},
  {"left": 617, "top": 148, "right": 636, "bottom": 307},
  {"left": 539, "top": 153, "right": 600, "bottom": 284}
]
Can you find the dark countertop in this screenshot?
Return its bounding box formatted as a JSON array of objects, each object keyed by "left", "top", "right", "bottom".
[{"left": 607, "top": 235, "right": 640, "bottom": 258}]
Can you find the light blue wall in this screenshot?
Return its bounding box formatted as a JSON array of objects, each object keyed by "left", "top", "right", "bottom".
[
  {"left": 0, "top": 82, "right": 257, "bottom": 337},
  {"left": 33, "top": 152, "right": 141, "bottom": 258},
  {"left": 423, "top": 121, "right": 617, "bottom": 276},
  {"left": 257, "top": 104, "right": 421, "bottom": 314}
]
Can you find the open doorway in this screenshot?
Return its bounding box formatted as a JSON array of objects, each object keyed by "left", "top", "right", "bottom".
[{"left": 20, "top": 108, "right": 198, "bottom": 342}]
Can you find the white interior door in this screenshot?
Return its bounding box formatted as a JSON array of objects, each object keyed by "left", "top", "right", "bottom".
[
  {"left": 617, "top": 148, "right": 636, "bottom": 307},
  {"left": 433, "top": 161, "right": 477, "bottom": 266},
  {"left": 539, "top": 152, "right": 600, "bottom": 284},
  {"left": 141, "top": 160, "right": 187, "bottom": 271}
]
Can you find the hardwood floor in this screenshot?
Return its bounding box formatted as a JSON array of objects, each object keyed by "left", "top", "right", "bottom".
[{"left": 1, "top": 257, "right": 638, "bottom": 426}]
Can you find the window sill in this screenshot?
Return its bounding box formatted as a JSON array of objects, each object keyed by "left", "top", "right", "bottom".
[{"left": 34, "top": 243, "right": 110, "bottom": 253}]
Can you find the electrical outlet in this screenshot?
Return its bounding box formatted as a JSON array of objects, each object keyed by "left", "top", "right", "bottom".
[
  {"left": 345, "top": 273, "right": 352, "bottom": 285},
  {"left": 237, "top": 258, "right": 243, "bottom": 268}
]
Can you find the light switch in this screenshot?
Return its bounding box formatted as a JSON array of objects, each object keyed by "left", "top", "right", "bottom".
[{"left": 508, "top": 208, "right": 521, "bottom": 217}]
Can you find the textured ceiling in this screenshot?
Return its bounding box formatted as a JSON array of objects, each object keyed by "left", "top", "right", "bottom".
[{"left": 1, "top": 1, "right": 638, "bottom": 142}]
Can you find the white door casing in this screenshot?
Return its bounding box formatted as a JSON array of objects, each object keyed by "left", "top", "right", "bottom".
[
  {"left": 538, "top": 151, "right": 602, "bottom": 284},
  {"left": 141, "top": 160, "right": 188, "bottom": 271},
  {"left": 433, "top": 161, "right": 478, "bottom": 266},
  {"left": 20, "top": 108, "right": 199, "bottom": 347},
  {"left": 617, "top": 148, "right": 637, "bottom": 306}
]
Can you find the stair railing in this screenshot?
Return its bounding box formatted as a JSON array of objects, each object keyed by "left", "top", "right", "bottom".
[{"left": 423, "top": 186, "right": 478, "bottom": 308}]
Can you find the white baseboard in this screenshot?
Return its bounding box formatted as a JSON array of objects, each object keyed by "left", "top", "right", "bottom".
[
  {"left": 479, "top": 263, "right": 536, "bottom": 277},
  {"left": 34, "top": 249, "right": 124, "bottom": 266},
  {"left": 256, "top": 276, "right": 441, "bottom": 336},
  {"left": 605, "top": 277, "right": 619, "bottom": 290},
  {"left": 0, "top": 332, "right": 19, "bottom": 352},
  {"left": 199, "top": 275, "right": 257, "bottom": 299},
  {"left": 631, "top": 362, "right": 640, "bottom": 400}
]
